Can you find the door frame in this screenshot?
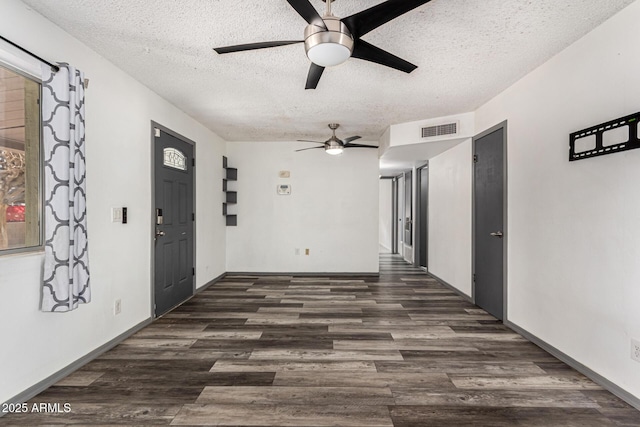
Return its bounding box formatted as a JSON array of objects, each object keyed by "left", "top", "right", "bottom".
[
  {"left": 472, "top": 120, "right": 508, "bottom": 321},
  {"left": 150, "top": 121, "right": 197, "bottom": 318},
  {"left": 391, "top": 177, "right": 398, "bottom": 254},
  {"left": 396, "top": 174, "right": 404, "bottom": 255},
  {"left": 379, "top": 176, "right": 395, "bottom": 254},
  {"left": 414, "top": 162, "right": 429, "bottom": 269}
]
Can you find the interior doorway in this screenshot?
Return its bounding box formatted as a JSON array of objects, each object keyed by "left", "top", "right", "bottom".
[
  {"left": 415, "top": 163, "right": 428, "bottom": 269},
  {"left": 378, "top": 177, "right": 394, "bottom": 253},
  {"left": 473, "top": 122, "right": 507, "bottom": 321},
  {"left": 396, "top": 175, "right": 404, "bottom": 255}
]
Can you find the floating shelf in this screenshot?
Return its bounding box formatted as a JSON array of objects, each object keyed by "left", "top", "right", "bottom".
[
  {"left": 222, "top": 156, "right": 237, "bottom": 226},
  {"left": 226, "top": 168, "right": 237, "bottom": 181}
]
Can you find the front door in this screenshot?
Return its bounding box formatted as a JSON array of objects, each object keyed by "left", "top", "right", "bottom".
[
  {"left": 154, "top": 128, "right": 194, "bottom": 317},
  {"left": 474, "top": 124, "right": 506, "bottom": 320}
]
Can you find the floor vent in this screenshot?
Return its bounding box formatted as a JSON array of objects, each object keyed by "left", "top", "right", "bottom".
[{"left": 421, "top": 122, "right": 458, "bottom": 138}]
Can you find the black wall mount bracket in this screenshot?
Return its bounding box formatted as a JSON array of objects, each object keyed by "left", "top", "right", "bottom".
[{"left": 569, "top": 112, "right": 640, "bottom": 161}]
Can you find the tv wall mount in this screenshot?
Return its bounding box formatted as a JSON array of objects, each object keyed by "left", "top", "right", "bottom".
[{"left": 570, "top": 112, "right": 640, "bottom": 161}]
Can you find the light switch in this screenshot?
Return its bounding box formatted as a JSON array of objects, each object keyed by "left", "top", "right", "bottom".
[{"left": 111, "top": 207, "right": 122, "bottom": 223}]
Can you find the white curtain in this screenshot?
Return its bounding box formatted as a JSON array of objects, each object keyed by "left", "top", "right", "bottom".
[{"left": 41, "top": 63, "right": 90, "bottom": 312}]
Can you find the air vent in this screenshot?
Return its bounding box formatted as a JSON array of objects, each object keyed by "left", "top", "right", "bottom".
[{"left": 421, "top": 122, "right": 458, "bottom": 138}]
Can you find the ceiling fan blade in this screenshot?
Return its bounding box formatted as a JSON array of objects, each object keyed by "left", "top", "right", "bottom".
[
  {"left": 295, "top": 146, "right": 326, "bottom": 152},
  {"left": 214, "top": 40, "right": 303, "bottom": 54},
  {"left": 344, "top": 143, "right": 378, "bottom": 149},
  {"left": 342, "top": 0, "right": 432, "bottom": 38},
  {"left": 297, "top": 139, "right": 325, "bottom": 144},
  {"left": 351, "top": 39, "right": 417, "bottom": 73},
  {"left": 305, "top": 63, "right": 325, "bottom": 90},
  {"left": 286, "top": 0, "right": 327, "bottom": 30},
  {"left": 343, "top": 136, "right": 362, "bottom": 144}
]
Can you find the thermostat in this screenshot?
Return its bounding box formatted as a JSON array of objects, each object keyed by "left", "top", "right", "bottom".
[{"left": 277, "top": 184, "right": 291, "bottom": 195}]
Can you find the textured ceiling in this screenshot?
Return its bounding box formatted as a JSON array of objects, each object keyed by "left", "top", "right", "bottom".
[{"left": 21, "top": 0, "right": 635, "bottom": 142}]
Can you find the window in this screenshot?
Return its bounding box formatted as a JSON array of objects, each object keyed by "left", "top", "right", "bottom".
[{"left": 0, "top": 63, "right": 41, "bottom": 252}]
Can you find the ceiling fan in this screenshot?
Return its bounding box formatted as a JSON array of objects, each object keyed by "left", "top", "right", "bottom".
[
  {"left": 296, "top": 124, "right": 377, "bottom": 155},
  {"left": 213, "top": 0, "right": 432, "bottom": 89}
]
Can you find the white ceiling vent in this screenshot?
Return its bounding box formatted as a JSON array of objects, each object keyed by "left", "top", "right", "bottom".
[{"left": 421, "top": 122, "right": 458, "bottom": 139}]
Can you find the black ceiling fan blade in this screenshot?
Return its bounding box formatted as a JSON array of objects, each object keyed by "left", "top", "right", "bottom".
[
  {"left": 343, "top": 136, "right": 362, "bottom": 144},
  {"left": 297, "top": 139, "right": 326, "bottom": 144},
  {"left": 286, "top": 0, "right": 327, "bottom": 30},
  {"left": 305, "top": 63, "right": 325, "bottom": 90},
  {"left": 342, "top": 0, "right": 432, "bottom": 38},
  {"left": 214, "top": 40, "right": 303, "bottom": 54},
  {"left": 295, "top": 146, "right": 326, "bottom": 152},
  {"left": 351, "top": 39, "right": 417, "bottom": 73},
  {"left": 344, "top": 143, "right": 378, "bottom": 149}
]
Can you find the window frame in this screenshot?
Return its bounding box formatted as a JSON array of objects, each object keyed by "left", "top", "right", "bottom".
[{"left": 0, "top": 59, "right": 44, "bottom": 256}]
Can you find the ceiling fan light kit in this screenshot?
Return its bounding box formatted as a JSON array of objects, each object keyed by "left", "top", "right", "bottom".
[
  {"left": 304, "top": 14, "right": 353, "bottom": 67},
  {"left": 213, "top": 0, "right": 431, "bottom": 89}
]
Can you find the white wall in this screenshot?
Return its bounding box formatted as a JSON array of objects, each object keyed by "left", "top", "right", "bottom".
[
  {"left": 225, "top": 141, "right": 379, "bottom": 273},
  {"left": 0, "top": 0, "right": 226, "bottom": 404},
  {"left": 428, "top": 140, "right": 473, "bottom": 296},
  {"left": 475, "top": 1, "right": 640, "bottom": 399},
  {"left": 378, "top": 179, "right": 392, "bottom": 252}
]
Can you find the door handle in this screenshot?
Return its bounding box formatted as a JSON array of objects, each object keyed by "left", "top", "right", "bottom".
[
  {"left": 490, "top": 231, "right": 504, "bottom": 238},
  {"left": 155, "top": 228, "right": 165, "bottom": 239}
]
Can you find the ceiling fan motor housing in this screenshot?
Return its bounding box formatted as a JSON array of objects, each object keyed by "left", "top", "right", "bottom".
[{"left": 304, "top": 16, "right": 354, "bottom": 67}]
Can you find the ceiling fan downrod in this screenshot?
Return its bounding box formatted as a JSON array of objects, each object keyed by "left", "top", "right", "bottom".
[{"left": 323, "top": 0, "right": 333, "bottom": 16}]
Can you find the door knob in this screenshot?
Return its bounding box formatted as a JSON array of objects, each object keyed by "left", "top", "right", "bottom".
[
  {"left": 490, "top": 231, "right": 503, "bottom": 238},
  {"left": 155, "top": 229, "right": 165, "bottom": 238}
]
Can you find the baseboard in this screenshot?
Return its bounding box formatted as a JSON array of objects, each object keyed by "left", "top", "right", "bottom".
[
  {"left": 1, "top": 317, "right": 153, "bottom": 411},
  {"left": 195, "top": 271, "right": 226, "bottom": 294},
  {"left": 225, "top": 272, "right": 380, "bottom": 277},
  {"left": 3, "top": 272, "right": 229, "bottom": 410},
  {"left": 426, "top": 271, "right": 473, "bottom": 303},
  {"left": 504, "top": 320, "right": 640, "bottom": 411}
]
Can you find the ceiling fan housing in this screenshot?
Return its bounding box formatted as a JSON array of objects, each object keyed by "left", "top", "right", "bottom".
[{"left": 304, "top": 11, "right": 354, "bottom": 67}]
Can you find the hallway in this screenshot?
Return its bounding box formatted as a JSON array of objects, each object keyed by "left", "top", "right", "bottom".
[{"left": 3, "top": 255, "right": 639, "bottom": 426}]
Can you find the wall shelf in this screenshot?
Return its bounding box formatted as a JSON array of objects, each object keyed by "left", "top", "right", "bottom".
[
  {"left": 222, "top": 156, "right": 237, "bottom": 226},
  {"left": 225, "top": 215, "right": 237, "bottom": 226},
  {"left": 226, "top": 191, "right": 237, "bottom": 204}
]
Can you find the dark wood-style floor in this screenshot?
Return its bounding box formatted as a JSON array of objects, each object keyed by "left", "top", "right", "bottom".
[{"left": 3, "top": 254, "right": 640, "bottom": 426}]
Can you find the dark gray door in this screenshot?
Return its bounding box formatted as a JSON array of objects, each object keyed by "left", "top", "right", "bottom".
[
  {"left": 391, "top": 177, "right": 398, "bottom": 254},
  {"left": 418, "top": 166, "right": 428, "bottom": 268},
  {"left": 397, "top": 176, "right": 404, "bottom": 251},
  {"left": 404, "top": 171, "right": 412, "bottom": 245},
  {"left": 474, "top": 126, "right": 505, "bottom": 320},
  {"left": 154, "top": 129, "right": 194, "bottom": 316}
]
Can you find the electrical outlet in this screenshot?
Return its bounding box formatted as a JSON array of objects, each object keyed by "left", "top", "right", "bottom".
[
  {"left": 295, "top": 248, "right": 300, "bottom": 255},
  {"left": 305, "top": 248, "right": 310, "bottom": 256},
  {"left": 114, "top": 299, "right": 122, "bottom": 315},
  {"left": 632, "top": 339, "right": 640, "bottom": 363}
]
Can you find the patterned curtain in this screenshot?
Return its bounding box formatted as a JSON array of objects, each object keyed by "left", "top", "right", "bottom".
[{"left": 40, "top": 63, "right": 90, "bottom": 312}]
